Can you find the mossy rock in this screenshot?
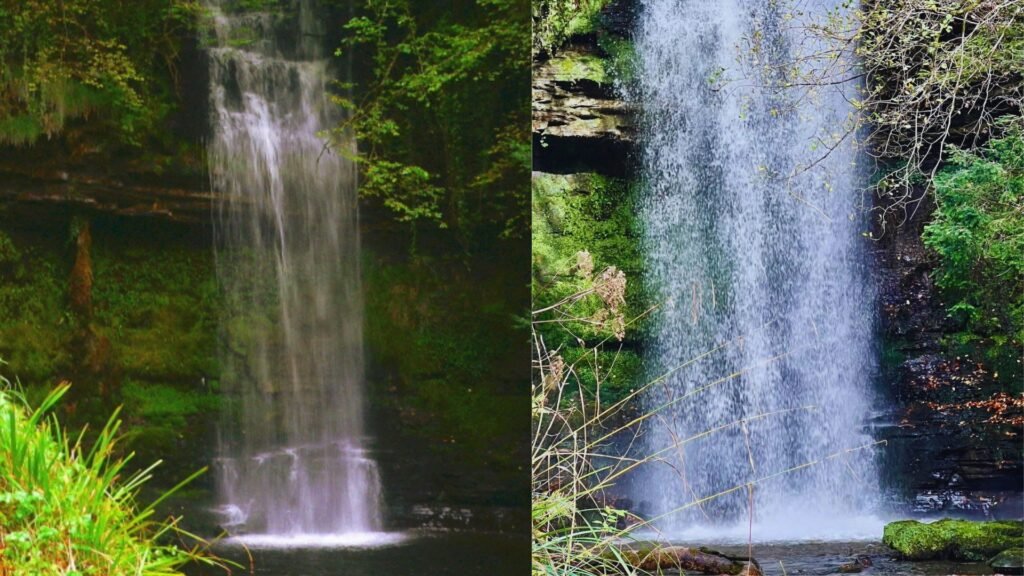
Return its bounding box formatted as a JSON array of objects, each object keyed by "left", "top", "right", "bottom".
[
  {"left": 550, "top": 51, "right": 608, "bottom": 85},
  {"left": 990, "top": 548, "right": 1024, "bottom": 575},
  {"left": 882, "top": 519, "right": 1024, "bottom": 561}
]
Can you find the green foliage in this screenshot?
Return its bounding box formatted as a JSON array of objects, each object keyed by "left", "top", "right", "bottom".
[
  {"left": 223, "top": 0, "right": 282, "bottom": 12},
  {"left": 0, "top": 219, "right": 220, "bottom": 487},
  {"left": 122, "top": 381, "right": 218, "bottom": 432},
  {"left": 0, "top": 231, "right": 72, "bottom": 381},
  {"left": 0, "top": 379, "right": 218, "bottom": 574},
  {"left": 92, "top": 241, "right": 220, "bottom": 381},
  {"left": 855, "top": 0, "right": 1023, "bottom": 199},
  {"left": 532, "top": 173, "right": 649, "bottom": 403},
  {"left": 120, "top": 380, "right": 218, "bottom": 468},
  {"left": 0, "top": 0, "right": 202, "bottom": 145},
  {"left": 558, "top": 346, "right": 642, "bottom": 404},
  {"left": 362, "top": 252, "right": 526, "bottom": 470},
  {"left": 597, "top": 36, "right": 638, "bottom": 86},
  {"left": 334, "top": 0, "right": 530, "bottom": 245},
  {"left": 533, "top": 0, "right": 611, "bottom": 56},
  {"left": 883, "top": 519, "right": 1024, "bottom": 561},
  {"left": 533, "top": 173, "right": 647, "bottom": 342},
  {"left": 923, "top": 122, "right": 1024, "bottom": 380}
]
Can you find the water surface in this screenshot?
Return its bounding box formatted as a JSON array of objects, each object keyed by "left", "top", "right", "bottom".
[{"left": 189, "top": 532, "right": 529, "bottom": 576}]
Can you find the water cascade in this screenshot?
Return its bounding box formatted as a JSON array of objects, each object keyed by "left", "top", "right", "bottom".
[
  {"left": 635, "top": 0, "right": 882, "bottom": 540},
  {"left": 206, "top": 0, "right": 385, "bottom": 540}
]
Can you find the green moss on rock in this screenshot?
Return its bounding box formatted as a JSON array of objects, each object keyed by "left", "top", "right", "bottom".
[
  {"left": 551, "top": 52, "right": 608, "bottom": 85},
  {"left": 362, "top": 250, "right": 527, "bottom": 476},
  {"left": 533, "top": 171, "right": 650, "bottom": 402},
  {"left": 882, "top": 519, "right": 1024, "bottom": 561},
  {"left": 990, "top": 547, "right": 1024, "bottom": 575}
]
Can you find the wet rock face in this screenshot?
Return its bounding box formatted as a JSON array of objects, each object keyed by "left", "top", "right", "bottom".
[
  {"left": 0, "top": 169, "right": 215, "bottom": 224},
  {"left": 597, "top": 0, "right": 640, "bottom": 37},
  {"left": 874, "top": 200, "right": 1023, "bottom": 519},
  {"left": 532, "top": 47, "right": 636, "bottom": 177}
]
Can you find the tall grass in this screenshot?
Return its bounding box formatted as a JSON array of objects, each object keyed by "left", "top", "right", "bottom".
[
  {"left": 0, "top": 372, "right": 221, "bottom": 575},
  {"left": 532, "top": 258, "right": 659, "bottom": 575}
]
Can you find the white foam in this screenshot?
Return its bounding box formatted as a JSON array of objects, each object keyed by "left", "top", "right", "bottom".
[
  {"left": 222, "top": 531, "right": 409, "bottom": 549},
  {"left": 636, "top": 513, "right": 888, "bottom": 544}
]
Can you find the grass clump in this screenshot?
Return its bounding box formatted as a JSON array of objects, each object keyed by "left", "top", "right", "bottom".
[
  {"left": 533, "top": 255, "right": 678, "bottom": 575},
  {"left": 0, "top": 376, "right": 217, "bottom": 575},
  {"left": 883, "top": 519, "right": 1024, "bottom": 561}
]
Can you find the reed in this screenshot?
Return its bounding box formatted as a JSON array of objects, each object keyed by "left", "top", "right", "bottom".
[{"left": 0, "top": 371, "right": 222, "bottom": 575}]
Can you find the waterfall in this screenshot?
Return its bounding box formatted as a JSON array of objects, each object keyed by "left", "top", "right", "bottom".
[
  {"left": 206, "top": 0, "right": 384, "bottom": 537},
  {"left": 635, "top": 0, "right": 882, "bottom": 540}
]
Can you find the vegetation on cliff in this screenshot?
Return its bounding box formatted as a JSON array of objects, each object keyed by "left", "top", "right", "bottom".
[
  {"left": 856, "top": 0, "right": 1023, "bottom": 202},
  {"left": 923, "top": 122, "right": 1024, "bottom": 382},
  {"left": 532, "top": 262, "right": 638, "bottom": 575},
  {"left": 532, "top": 0, "right": 612, "bottom": 57},
  {"left": 332, "top": 0, "right": 532, "bottom": 503},
  {"left": 0, "top": 0, "right": 201, "bottom": 146},
  {"left": 532, "top": 173, "right": 646, "bottom": 403},
  {"left": 767, "top": 0, "right": 1022, "bottom": 207},
  {"left": 0, "top": 218, "right": 219, "bottom": 483}
]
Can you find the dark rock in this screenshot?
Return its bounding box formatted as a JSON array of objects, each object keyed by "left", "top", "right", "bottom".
[
  {"left": 597, "top": 0, "right": 640, "bottom": 38},
  {"left": 0, "top": 169, "right": 215, "bottom": 223},
  {"left": 990, "top": 548, "right": 1024, "bottom": 575},
  {"left": 837, "top": 555, "right": 873, "bottom": 573},
  {"left": 532, "top": 47, "right": 636, "bottom": 178},
  {"left": 617, "top": 545, "right": 760, "bottom": 575},
  {"left": 875, "top": 196, "right": 1023, "bottom": 519}
]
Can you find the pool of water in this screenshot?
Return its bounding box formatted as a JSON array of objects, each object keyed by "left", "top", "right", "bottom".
[
  {"left": 186, "top": 531, "right": 529, "bottom": 576},
  {"left": 706, "top": 542, "right": 993, "bottom": 576}
]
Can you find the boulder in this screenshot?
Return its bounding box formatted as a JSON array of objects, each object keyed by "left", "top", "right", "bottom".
[
  {"left": 616, "top": 545, "right": 760, "bottom": 575},
  {"left": 990, "top": 548, "right": 1024, "bottom": 575},
  {"left": 882, "top": 518, "right": 1024, "bottom": 560}
]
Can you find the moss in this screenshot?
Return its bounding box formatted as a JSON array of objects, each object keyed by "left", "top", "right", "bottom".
[
  {"left": 883, "top": 519, "right": 1024, "bottom": 561},
  {"left": 533, "top": 172, "right": 649, "bottom": 342},
  {"left": 598, "top": 36, "right": 638, "bottom": 86},
  {"left": 0, "top": 217, "right": 219, "bottom": 388},
  {"left": 91, "top": 233, "right": 220, "bottom": 381},
  {"left": 535, "top": 0, "right": 613, "bottom": 53},
  {"left": 552, "top": 52, "right": 608, "bottom": 85},
  {"left": 990, "top": 547, "right": 1024, "bottom": 572},
  {"left": 362, "top": 250, "right": 527, "bottom": 475},
  {"left": 122, "top": 380, "right": 218, "bottom": 430},
  {"left": 0, "top": 231, "right": 73, "bottom": 381},
  {"left": 533, "top": 172, "right": 649, "bottom": 402}
]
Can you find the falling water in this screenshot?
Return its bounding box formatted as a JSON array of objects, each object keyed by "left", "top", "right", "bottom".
[
  {"left": 206, "top": 0, "right": 384, "bottom": 538},
  {"left": 635, "top": 0, "right": 882, "bottom": 540}
]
